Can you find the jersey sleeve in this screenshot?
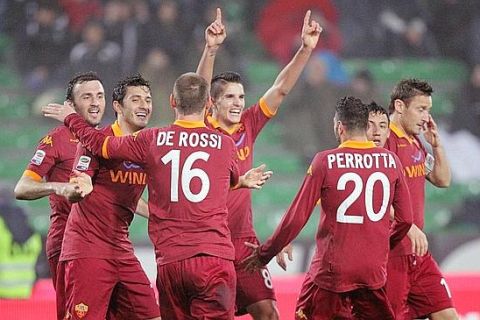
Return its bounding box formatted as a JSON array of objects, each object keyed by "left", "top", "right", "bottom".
[
  {"left": 228, "top": 139, "right": 240, "bottom": 187},
  {"left": 71, "top": 143, "right": 99, "bottom": 178},
  {"left": 243, "top": 98, "right": 275, "bottom": 142},
  {"left": 24, "top": 133, "right": 59, "bottom": 181},
  {"left": 65, "top": 113, "right": 149, "bottom": 165},
  {"left": 258, "top": 153, "right": 323, "bottom": 264},
  {"left": 390, "top": 155, "right": 414, "bottom": 248}
]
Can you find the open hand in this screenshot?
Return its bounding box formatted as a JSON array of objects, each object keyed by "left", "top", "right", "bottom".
[
  {"left": 42, "top": 101, "right": 76, "bottom": 122},
  {"left": 276, "top": 243, "right": 293, "bottom": 271}
]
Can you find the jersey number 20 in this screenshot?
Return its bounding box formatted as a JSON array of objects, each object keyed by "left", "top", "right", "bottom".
[
  {"left": 336, "top": 172, "right": 390, "bottom": 224},
  {"left": 162, "top": 150, "right": 210, "bottom": 203}
]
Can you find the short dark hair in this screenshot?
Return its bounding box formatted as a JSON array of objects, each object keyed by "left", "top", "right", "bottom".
[
  {"left": 112, "top": 74, "right": 151, "bottom": 104},
  {"left": 173, "top": 72, "right": 209, "bottom": 115},
  {"left": 211, "top": 72, "right": 242, "bottom": 100},
  {"left": 335, "top": 96, "right": 369, "bottom": 133},
  {"left": 66, "top": 71, "right": 103, "bottom": 101},
  {"left": 389, "top": 79, "right": 433, "bottom": 113},
  {"left": 367, "top": 101, "right": 389, "bottom": 123}
]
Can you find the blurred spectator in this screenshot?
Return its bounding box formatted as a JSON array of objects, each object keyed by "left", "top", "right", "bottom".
[
  {"left": 140, "top": 0, "right": 188, "bottom": 68},
  {"left": 103, "top": 0, "right": 141, "bottom": 75},
  {"left": 451, "top": 64, "right": 480, "bottom": 138},
  {"left": 256, "top": 0, "right": 342, "bottom": 64},
  {"left": 69, "top": 19, "right": 121, "bottom": 120},
  {"left": 0, "top": 183, "right": 42, "bottom": 299},
  {"left": 346, "top": 69, "right": 382, "bottom": 105},
  {"left": 58, "top": 0, "right": 103, "bottom": 35},
  {"left": 15, "top": 2, "right": 70, "bottom": 93},
  {"left": 334, "top": 0, "right": 385, "bottom": 58},
  {"left": 279, "top": 53, "right": 346, "bottom": 163},
  {"left": 430, "top": 0, "right": 479, "bottom": 62},
  {"left": 379, "top": 0, "right": 439, "bottom": 57},
  {"left": 138, "top": 47, "right": 176, "bottom": 126}
]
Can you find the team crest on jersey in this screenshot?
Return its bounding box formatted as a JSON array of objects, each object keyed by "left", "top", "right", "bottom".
[
  {"left": 30, "top": 150, "right": 46, "bottom": 166},
  {"left": 295, "top": 308, "right": 308, "bottom": 319},
  {"left": 237, "top": 146, "right": 250, "bottom": 161},
  {"left": 75, "top": 156, "right": 91, "bottom": 171},
  {"left": 411, "top": 150, "right": 423, "bottom": 163},
  {"left": 40, "top": 135, "right": 53, "bottom": 147},
  {"left": 74, "top": 303, "right": 88, "bottom": 319}
]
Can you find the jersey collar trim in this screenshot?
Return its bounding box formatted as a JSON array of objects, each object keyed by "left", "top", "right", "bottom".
[
  {"left": 111, "top": 121, "right": 123, "bottom": 137},
  {"left": 390, "top": 122, "right": 414, "bottom": 144},
  {"left": 339, "top": 140, "right": 375, "bottom": 149},
  {"left": 174, "top": 119, "right": 206, "bottom": 128},
  {"left": 206, "top": 115, "right": 240, "bottom": 135}
]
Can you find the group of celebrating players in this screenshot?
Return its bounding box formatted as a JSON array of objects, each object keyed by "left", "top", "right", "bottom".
[{"left": 14, "top": 7, "right": 459, "bottom": 320}]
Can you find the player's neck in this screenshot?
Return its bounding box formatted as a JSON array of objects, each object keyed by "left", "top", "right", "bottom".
[
  {"left": 212, "top": 115, "right": 236, "bottom": 132},
  {"left": 341, "top": 133, "right": 368, "bottom": 143},
  {"left": 390, "top": 116, "right": 413, "bottom": 139},
  {"left": 177, "top": 113, "right": 205, "bottom": 123},
  {"left": 117, "top": 119, "right": 141, "bottom": 136}
]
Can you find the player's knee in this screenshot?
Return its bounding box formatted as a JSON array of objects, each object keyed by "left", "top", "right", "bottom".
[{"left": 247, "top": 299, "right": 279, "bottom": 320}]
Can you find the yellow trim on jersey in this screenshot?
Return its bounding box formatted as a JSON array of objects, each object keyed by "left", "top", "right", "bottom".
[
  {"left": 102, "top": 136, "right": 110, "bottom": 159},
  {"left": 390, "top": 122, "right": 414, "bottom": 144},
  {"left": 111, "top": 121, "right": 123, "bottom": 137},
  {"left": 23, "top": 170, "right": 42, "bottom": 182},
  {"left": 174, "top": 119, "right": 206, "bottom": 128},
  {"left": 339, "top": 140, "right": 375, "bottom": 149},
  {"left": 259, "top": 97, "right": 276, "bottom": 118}
]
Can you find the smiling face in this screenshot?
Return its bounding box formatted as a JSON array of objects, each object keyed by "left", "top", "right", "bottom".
[
  {"left": 396, "top": 95, "right": 432, "bottom": 136},
  {"left": 367, "top": 112, "right": 389, "bottom": 147},
  {"left": 115, "top": 85, "right": 152, "bottom": 131},
  {"left": 212, "top": 82, "right": 245, "bottom": 129},
  {"left": 70, "top": 80, "right": 106, "bottom": 126}
]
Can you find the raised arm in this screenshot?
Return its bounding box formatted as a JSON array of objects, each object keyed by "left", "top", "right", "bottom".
[
  {"left": 196, "top": 8, "right": 226, "bottom": 87},
  {"left": 262, "top": 10, "right": 322, "bottom": 113},
  {"left": 424, "top": 115, "right": 451, "bottom": 187}
]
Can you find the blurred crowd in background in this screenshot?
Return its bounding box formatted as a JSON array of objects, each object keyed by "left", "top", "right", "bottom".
[{"left": 1, "top": 0, "right": 480, "bottom": 292}]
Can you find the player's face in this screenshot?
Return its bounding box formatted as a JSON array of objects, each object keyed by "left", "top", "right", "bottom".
[
  {"left": 118, "top": 86, "right": 153, "bottom": 130},
  {"left": 400, "top": 95, "right": 431, "bottom": 136},
  {"left": 367, "top": 112, "right": 389, "bottom": 147},
  {"left": 71, "top": 80, "right": 106, "bottom": 126},
  {"left": 213, "top": 82, "right": 245, "bottom": 127}
]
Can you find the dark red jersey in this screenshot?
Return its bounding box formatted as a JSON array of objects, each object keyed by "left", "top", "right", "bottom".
[
  {"left": 65, "top": 114, "right": 240, "bottom": 266},
  {"left": 258, "top": 141, "right": 413, "bottom": 292},
  {"left": 23, "top": 125, "right": 79, "bottom": 258},
  {"left": 206, "top": 98, "right": 274, "bottom": 238},
  {"left": 60, "top": 121, "right": 147, "bottom": 261},
  {"left": 385, "top": 123, "right": 428, "bottom": 257}
]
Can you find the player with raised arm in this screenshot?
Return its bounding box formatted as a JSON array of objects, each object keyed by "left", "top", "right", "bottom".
[
  {"left": 385, "top": 79, "right": 458, "bottom": 320},
  {"left": 43, "top": 72, "right": 272, "bottom": 319},
  {"left": 196, "top": 8, "right": 322, "bottom": 319},
  {"left": 14, "top": 72, "right": 105, "bottom": 320},
  {"left": 54, "top": 74, "right": 160, "bottom": 320},
  {"left": 242, "top": 96, "right": 413, "bottom": 319}
]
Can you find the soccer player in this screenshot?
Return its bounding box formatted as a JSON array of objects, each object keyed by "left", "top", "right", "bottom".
[
  {"left": 42, "top": 72, "right": 273, "bottom": 319},
  {"left": 196, "top": 9, "right": 322, "bottom": 319},
  {"left": 58, "top": 74, "right": 160, "bottom": 320},
  {"left": 14, "top": 72, "right": 105, "bottom": 320},
  {"left": 242, "top": 96, "right": 414, "bottom": 319},
  {"left": 366, "top": 101, "right": 390, "bottom": 148},
  {"left": 385, "top": 79, "right": 458, "bottom": 320}
]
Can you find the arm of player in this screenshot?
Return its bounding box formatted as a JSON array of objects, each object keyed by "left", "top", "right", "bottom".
[
  {"left": 14, "top": 174, "right": 84, "bottom": 201},
  {"left": 275, "top": 243, "right": 294, "bottom": 271},
  {"left": 242, "top": 162, "right": 322, "bottom": 271},
  {"left": 262, "top": 10, "right": 322, "bottom": 114},
  {"left": 67, "top": 170, "right": 93, "bottom": 202},
  {"left": 135, "top": 198, "right": 149, "bottom": 218},
  {"left": 424, "top": 115, "right": 451, "bottom": 187},
  {"left": 196, "top": 8, "right": 226, "bottom": 87},
  {"left": 390, "top": 160, "right": 414, "bottom": 249},
  {"left": 62, "top": 113, "right": 148, "bottom": 165},
  {"left": 232, "top": 164, "right": 273, "bottom": 190}
]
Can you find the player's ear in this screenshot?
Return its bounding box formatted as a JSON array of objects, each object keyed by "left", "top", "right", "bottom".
[
  {"left": 394, "top": 99, "right": 405, "bottom": 114},
  {"left": 169, "top": 94, "right": 176, "bottom": 109},
  {"left": 112, "top": 100, "right": 123, "bottom": 115}
]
